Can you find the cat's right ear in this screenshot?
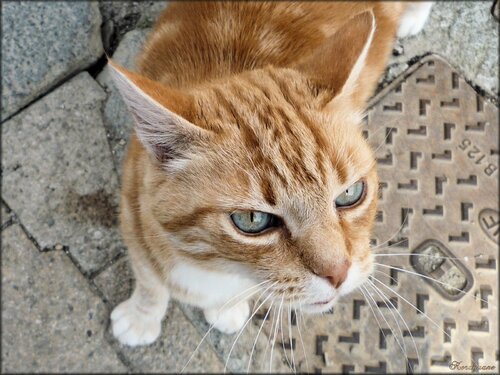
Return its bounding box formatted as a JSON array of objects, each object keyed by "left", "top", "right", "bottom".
[
  {"left": 293, "top": 10, "right": 376, "bottom": 105},
  {"left": 108, "top": 60, "right": 210, "bottom": 164}
]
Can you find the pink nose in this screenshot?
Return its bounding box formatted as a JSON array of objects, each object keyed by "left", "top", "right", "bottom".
[{"left": 324, "top": 260, "right": 351, "bottom": 289}]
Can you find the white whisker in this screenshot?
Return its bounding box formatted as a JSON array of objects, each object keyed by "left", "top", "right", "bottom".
[
  {"left": 371, "top": 125, "right": 396, "bottom": 158},
  {"left": 288, "top": 304, "right": 297, "bottom": 373},
  {"left": 360, "top": 286, "right": 390, "bottom": 351},
  {"left": 223, "top": 283, "right": 276, "bottom": 373},
  {"left": 366, "top": 127, "right": 411, "bottom": 173},
  {"left": 181, "top": 280, "right": 270, "bottom": 373},
  {"left": 371, "top": 192, "right": 412, "bottom": 250},
  {"left": 366, "top": 281, "right": 408, "bottom": 356},
  {"left": 294, "top": 299, "right": 309, "bottom": 373},
  {"left": 373, "top": 263, "right": 493, "bottom": 307},
  {"left": 366, "top": 123, "right": 389, "bottom": 141},
  {"left": 371, "top": 277, "right": 452, "bottom": 340},
  {"left": 246, "top": 301, "right": 274, "bottom": 373},
  {"left": 262, "top": 301, "right": 278, "bottom": 371},
  {"left": 279, "top": 295, "right": 292, "bottom": 370},
  {"left": 367, "top": 279, "right": 421, "bottom": 372},
  {"left": 363, "top": 284, "right": 406, "bottom": 357},
  {"left": 372, "top": 269, "right": 398, "bottom": 288},
  {"left": 373, "top": 253, "right": 476, "bottom": 262},
  {"left": 269, "top": 294, "right": 284, "bottom": 372}
]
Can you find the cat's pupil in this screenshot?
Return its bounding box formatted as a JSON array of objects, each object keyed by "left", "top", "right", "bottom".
[
  {"left": 335, "top": 181, "right": 365, "bottom": 208},
  {"left": 231, "top": 211, "right": 275, "bottom": 234}
]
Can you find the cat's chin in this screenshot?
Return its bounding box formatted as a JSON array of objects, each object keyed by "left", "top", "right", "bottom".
[{"left": 300, "top": 295, "right": 339, "bottom": 314}]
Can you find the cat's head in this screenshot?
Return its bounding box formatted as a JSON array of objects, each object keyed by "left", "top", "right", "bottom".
[{"left": 111, "top": 12, "right": 378, "bottom": 313}]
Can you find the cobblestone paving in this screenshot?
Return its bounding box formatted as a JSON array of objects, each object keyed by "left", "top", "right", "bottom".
[{"left": 1, "top": 1, "right": 498, "bottom": 373}]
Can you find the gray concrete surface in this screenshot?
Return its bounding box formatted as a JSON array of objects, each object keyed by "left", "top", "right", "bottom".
[
  {"left": 1, "top": 1, "right": 498, "bottom": 373},
  {"left": 387, "top": 1, "right": 499, "bottom": 97},
  {"left": 93, "top": 256, "right": 288, "bottom": 372},
  {"left": 1, "top": 225, "right": 126, "bottom": 373},
  {"left": 1, "top": 204, "right": 13, "bottom": 229},
  {"left": 94, "top": 257, "right": 225, "bottom": 373},
  {"left": 99, "top": 1, "right": 167, "bottom": 53},
  {"left": 97, "top": 29, "right": 151, "bottom": 175},
  {"left": 2, "top": 73, "right": 123, "bottom": 274},
  {"left": 1, "top": 2, "right": 103, "bottom": 120}
]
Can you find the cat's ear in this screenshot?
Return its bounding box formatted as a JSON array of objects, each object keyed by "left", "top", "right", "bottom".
[
  {"left": 108, "top": 60, "right": 210, "bottom": 164},
  {"left": 294, "top": 11, "right": 376, "bottom": 102}
]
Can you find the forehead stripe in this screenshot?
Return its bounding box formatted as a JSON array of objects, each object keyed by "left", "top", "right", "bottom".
[{"left": 212, "top": 86, "right": 286, "bottom": 203}]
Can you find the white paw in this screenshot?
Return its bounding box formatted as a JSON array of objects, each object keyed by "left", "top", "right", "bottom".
[
  {"left": 111, "top": 299, "right": 163, "bottom": 346},
  {"left": 397, "top": 3, "right": 433, "bottom": 38},
  {"left": 204, "top": 301, "right": 250, "bottom": 334}
]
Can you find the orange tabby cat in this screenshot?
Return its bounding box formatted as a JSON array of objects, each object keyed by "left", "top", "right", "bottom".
[{"left": 108, "top": 1, "right": 433, "bottom": 346}]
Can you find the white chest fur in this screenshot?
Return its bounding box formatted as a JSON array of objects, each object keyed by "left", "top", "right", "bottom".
[{"left": 168, "top": 262, "right": 257, "bottom": 309}]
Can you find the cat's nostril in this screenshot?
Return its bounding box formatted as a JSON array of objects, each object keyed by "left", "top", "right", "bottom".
[{"left": 324, "top": 260, "right": 350, "bottom": 289}]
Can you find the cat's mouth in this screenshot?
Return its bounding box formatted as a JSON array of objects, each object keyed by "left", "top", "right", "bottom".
[
  {"left": 301, "top": 298, "right": 337, "bottom": 314},
  {"left": 299, "top": 294, "right": 339, "bottom": 314},
  {"left": 312, "top": 298, "right": 334, "bottom": 306}
]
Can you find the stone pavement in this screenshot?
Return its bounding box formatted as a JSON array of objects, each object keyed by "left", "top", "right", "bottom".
[{"left": 1, "top": 1, "right": 498, "bottom": 373}]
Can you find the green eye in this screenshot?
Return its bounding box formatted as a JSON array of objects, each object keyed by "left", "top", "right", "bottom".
[
  {"left": 335, "top": 181, "right": 365, "bottom": 208},
  {"left": 230, "top": 211, "right": 277, "bottom": 234}
]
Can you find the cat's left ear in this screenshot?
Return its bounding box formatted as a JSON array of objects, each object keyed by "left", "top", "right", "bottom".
[
  {"left": 107, "top": 60, "right": 212, "bottom": 165},
  {"left": 293, "top": 10, "right": 376, "bottom": 104}
]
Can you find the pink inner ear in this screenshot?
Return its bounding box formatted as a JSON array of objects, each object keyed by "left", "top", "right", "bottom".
[
  {"left": 108, "top": 61, "right": 210, "bottom": 164},
  {"left": 108, "top": 59, "right": 195, "bottom": 121}
]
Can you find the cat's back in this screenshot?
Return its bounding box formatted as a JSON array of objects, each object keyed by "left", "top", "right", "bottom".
[{"left": 137, "top": 1, "right": 400, "bottom": 88}]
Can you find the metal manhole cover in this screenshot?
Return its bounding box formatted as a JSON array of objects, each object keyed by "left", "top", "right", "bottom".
[{"left": 252, "top": 55, "right": 499, "bottom": 373}]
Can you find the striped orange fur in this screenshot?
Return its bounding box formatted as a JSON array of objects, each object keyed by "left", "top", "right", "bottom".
[{"left": 108, "top": 1, "right": 424, "bottom": 347}]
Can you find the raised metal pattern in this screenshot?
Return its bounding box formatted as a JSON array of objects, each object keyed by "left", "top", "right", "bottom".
[{"left": 254, "top": 56, "right": 498, "bottom": 373}]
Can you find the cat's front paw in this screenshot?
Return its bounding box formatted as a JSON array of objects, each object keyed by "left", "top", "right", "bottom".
[
  {"left": 111, "top": 299, "right": 163, "bottom": 346},
  {"left": 204, "top": 301, "right": 250, "bottom": 334},
  {"left": 397, "top": 3, "right": 433, "bottom": 38}
]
